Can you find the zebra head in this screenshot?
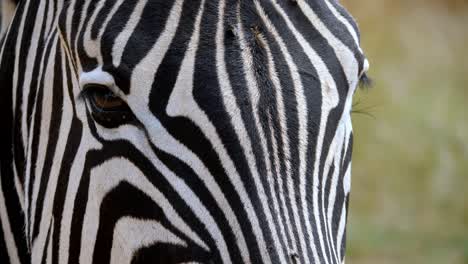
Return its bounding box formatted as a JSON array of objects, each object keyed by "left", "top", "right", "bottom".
[{"left": 0, "top": 0, "right": 370, "bottom": 263}]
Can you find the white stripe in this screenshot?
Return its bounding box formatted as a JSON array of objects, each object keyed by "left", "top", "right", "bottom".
[
  {"left": 270, "top": 2, "right": 341, "bottom": 263},
  {"left": 63, "top": 0, "right": 74, "bottom": 51},
  {"left": 336, "top": 163, "right": 351, "bottom": 260},
  {"left": 10, "top": 0, "right": 29, "bottom": 197},
  {"left": 83, "top": 0, "right": 126, "bottom": 63},
  {"left": 29, "top": 40, "right": 57, "bottom": 239},
  {"left": 122, "top": 1, "right": 234, "bottom": 263},
  {"left": 31, "top": 45, "right": 85, "bottom": 263},
  {"left": 56, "top": 42, "right": 102, "bottom": 264},
  {"left": 79, "top": 158, "right": 205, "bottom": 264},
  {"left": 321, "top": 120, "right": 347, "bottom": 262},
  {"left": 0, "top": 169, "right": 22, "bottom": 264},
  {"left": 297, "top": 1, "right": 360, "bottom": 87},
  {"left": 255, "top": 1, "right": 315, "bottom": 262},
  {"left": 235, "top": 5, "right": 286, "bottom": 263},
  {"left": 111, "top": 0, "right": 147, "bottom": 66},
  {"left": 21, "top": 0, "right": 48, "bottom": 234},
  {"left": 166, "top": 0, "right": 252, "bottom": 262},
  {"left": 93, "top": 125, "right": 214, "bottom": 252},
  {"left": 12, "top": 162, "right": 24, "bottom": 212},
  {"left": 43, "top": 0, "right": 55, "bottom": 38},
  {"left": 8, "top": 0, "right": 32, "bottom": 122},
  {"left": 216, "top": 0, "right": 280, "bottom": 262},
  {"left": 255, "top": 23, "right": 296, "bottom": 262},
  {"left": 324, "top": 0, "right": 361, "bottom": 49},
  {"left": 82, "top": 0, "right": 104, "bottom": 60},
  {"left": 110, "top": 217, "right": 187, "bottom": 264},
  {"left": 72, "top": 0, "right": 94, "bottom": 72},
  {"left": 45, "top": 220, "right": 53, "bottom": 264},
  {"left": 28, "top": 9, "right": 64, "bottom": 233}
]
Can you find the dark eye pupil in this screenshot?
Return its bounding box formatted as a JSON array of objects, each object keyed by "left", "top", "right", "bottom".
[
  {"left": 83, "top": 85, "right": 135, "bottom": 128},
  {"left": 92, "top": 90, "right": 125, "bottom": 109}
]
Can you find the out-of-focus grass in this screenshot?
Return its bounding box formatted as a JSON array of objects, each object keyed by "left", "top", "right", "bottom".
[{"left": 341, "top": 1, "right": 468, "bottom": 263}]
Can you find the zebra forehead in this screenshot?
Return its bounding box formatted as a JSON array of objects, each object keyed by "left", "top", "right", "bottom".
[{"left": 58, "top": 0, "right": 365, "bottom": 92}]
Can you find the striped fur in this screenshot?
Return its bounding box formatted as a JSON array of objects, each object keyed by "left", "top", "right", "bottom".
[{"left": 0, "top": 0, "right": 369, "bottom": 263}]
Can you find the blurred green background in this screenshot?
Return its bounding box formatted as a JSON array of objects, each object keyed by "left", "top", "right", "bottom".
[{"left": 341, "top": 0, "right": 468, "bottom": 263}]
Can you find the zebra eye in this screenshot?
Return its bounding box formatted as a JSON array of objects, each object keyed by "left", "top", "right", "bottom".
[{"left": 81, "top": 84, "right": 134, "bottom": 128}]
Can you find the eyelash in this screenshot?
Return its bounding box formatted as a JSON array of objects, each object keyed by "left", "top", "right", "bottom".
[{"left": 359, "top": 73, "right": 373, "bottom": 89}]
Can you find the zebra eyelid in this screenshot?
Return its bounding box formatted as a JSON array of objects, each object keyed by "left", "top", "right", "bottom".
[{"left": 78, "top": 84, "right": 107, "bottom": 102}]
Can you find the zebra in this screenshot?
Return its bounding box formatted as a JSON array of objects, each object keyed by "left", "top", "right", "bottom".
[{"left": 0, "top": 0, "right": 370, "bottom": 263}]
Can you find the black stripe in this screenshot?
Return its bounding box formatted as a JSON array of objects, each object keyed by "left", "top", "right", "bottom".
[
  {"left": 32, "top": 38, "right": 62, "bottom": 241},
  {"left": 0, "top": 206, "right": 12, "bottom": 264},
  {"left": 102, "top": 0, "right": 175, "bottom": 94},
  {"left": 40, "top": 221, "right": 52, "bottom": 264},
  {"left": 93, "top": 182, "right": 212, "bottom": 264},
  {"left": 0, "top": 0, "right": 30, "bottom": 262},
  {"left": 51, "top": 52, "right": 82, "bottom": 264},
  {"left": 27, "top": 15, "right": 57, "bottom": 240}
]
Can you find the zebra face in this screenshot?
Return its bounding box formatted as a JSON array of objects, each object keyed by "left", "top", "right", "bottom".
[{"left": 1, "top": 0, "right": 368, "bottom": 263}]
